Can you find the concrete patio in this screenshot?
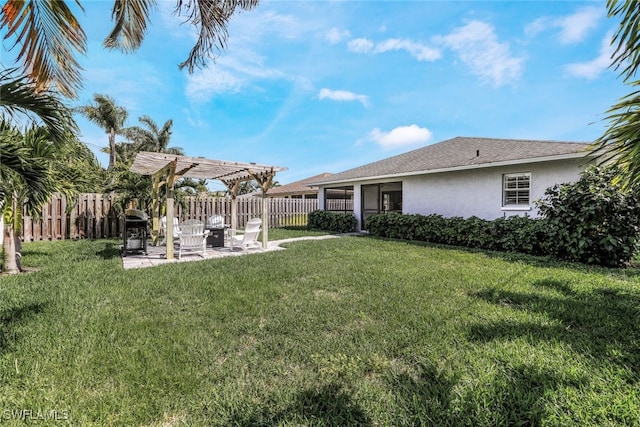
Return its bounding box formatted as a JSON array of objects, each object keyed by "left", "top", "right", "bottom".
[{"left": 121, "top": 235, "right": 343, "bottom": 269}]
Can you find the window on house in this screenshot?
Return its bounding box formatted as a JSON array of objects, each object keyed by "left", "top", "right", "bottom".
[
  {"left": 325, "top": 187, "right": 354, "bottom": 213},
  {"left": 503, "top": 173, "right": 530, "bottom": 206},
  {"left": 382, "top": 191, "right": 402, "bottom": 212}
]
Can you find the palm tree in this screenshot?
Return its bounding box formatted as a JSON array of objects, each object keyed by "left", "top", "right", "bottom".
[
  {"left": 1, "top": 0, "right": 260, "bottom": 99},
  {"left": 109, "top": 115, "right": 185, "bottom": 213},
  {"left": 0, "top": 68, "right": 84, "bottom": 274},
  {"left": 76, "top": 94, "right": 128, "bottom": 171},
  {"left": 1, "top": 123, "right": 57, "bottom": 274},
  {"left": 0, "top": 120, "right": 101, "bottom": 274},
  {"left": 595, "top": 0, "right": 640, "bottom": 185},
  {"left": 124, "top": 115, "right": 184, "bottom": 156}
]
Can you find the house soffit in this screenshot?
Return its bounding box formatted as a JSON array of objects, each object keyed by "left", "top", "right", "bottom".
[{"left": 311, "top": 152, "right": 591, "bottom": 187}]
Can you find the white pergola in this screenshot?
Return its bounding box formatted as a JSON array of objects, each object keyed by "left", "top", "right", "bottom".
[{"left": 130, "top": 151, "right": 287, "bottom": 259}]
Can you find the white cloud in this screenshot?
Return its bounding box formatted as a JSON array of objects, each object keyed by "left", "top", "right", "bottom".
[
  {"left": 348, "top": 37, "right": 440, "bottom": 61},
  {"left": 183, "top": 39, "right": 293, "bottom": 102},
  {"left": 174, "top": 6, "right": 317, "bottom": 103},
  {"left": 525, "top": 6, "right": 603, "bottom": 44},
  {"left": 348, "top": 38, "right": 375, "bottom": 53},
  {"left": 368, "top": 124, "right": 433, "bottom": 149},
  {"left": 185, "top": 67, "right": 244, "bottom": 102},
  {"left": 318, "top": 88, "right": 369, "bottom": 107},
  {"left": 558, "top": 6, "right": 603, "bottom": 44},
  {"left": 437, "top": 20, "right": 523, "bottom": 87},
  {"left": 374, "top": 38, "right": 441, "bottom": 61},
  {"left": 326, "top": 27, "right": 351, "bottom": 44},
  {"left": 524, "top": 17, "right": 549, "bottom": 39},
  {"left": 565, "top": 33, "right": 614, "bottom": 79}
]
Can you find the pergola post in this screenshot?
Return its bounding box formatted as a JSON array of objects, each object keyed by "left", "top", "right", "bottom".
[
  {"left": 151, "top": 173, "right": 161, "bottom": 246},
  {"left": 251, "top": 170, "right": 274, "bottom": 249},
  {"left": 165, "top": 160, "right": 177, "bottom": 260},
  {"left": 222, "top": 180, "right": 240, "bottom": 232},
  {"left": 261, "top": 191, "right": 268, "bottom": 249}
]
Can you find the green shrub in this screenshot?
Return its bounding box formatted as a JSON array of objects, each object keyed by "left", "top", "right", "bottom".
[
  {"left": 537, "top": 165, "right": 640, "bottom": 266},
  {"left": 308, "top": 210, "right": 357, "bottom": 233},
  {"left": 367, "top": 212, "right": 549, "bottom": 256},
  {"left": 491, "top": 215, "right": 550, "bottom": 256},
  {"left": 367, "top": 166, "right": 640, "bottom": 266}
]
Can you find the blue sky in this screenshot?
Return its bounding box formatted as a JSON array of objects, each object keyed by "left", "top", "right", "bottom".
[{"left": 8, "top": 1, "right": 630, "bottom": 187}]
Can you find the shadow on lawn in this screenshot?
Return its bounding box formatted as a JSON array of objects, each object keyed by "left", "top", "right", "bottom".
[
  {"left": 0, "top": 303, "right": 46, "bottom": 355},
  {"left": 469, "top": 279, "right": 640, "bottom": 376},
  {"left": 386, "top": 358, "right": 571, "bottom": 425},
  {"left": 224, "top": 383, "right": 371, "bottom": 426},
  {"left": 96, "top": 242, "right": 121, "bottom": 260}
]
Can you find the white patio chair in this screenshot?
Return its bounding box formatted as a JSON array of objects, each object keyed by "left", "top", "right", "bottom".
[
  {"left": 229, "top": 218, "right": 262, "bottom": 251},
  {"left": 177, "top": 220, "right": 210, "bottom": 259},
  {"left": 207, "top": 214, "right": 225, "bottom": 229},
  {"left": 160, "top": 216, "right": 182, "bottom": 246}
]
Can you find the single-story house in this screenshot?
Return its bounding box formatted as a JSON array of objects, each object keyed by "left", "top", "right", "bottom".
[
  {"left": 262, "top": 173, "right": 332, "bottom": 199},
  {"left": 309, "top": 136, "right": 596, "bottom": 231}
]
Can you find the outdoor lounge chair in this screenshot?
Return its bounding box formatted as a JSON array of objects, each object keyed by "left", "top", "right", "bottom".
[
  {"left": 177, "top": 220, "right": 209, "bottom": 259},
  {"left": 160, "top": 216, "right": 182, "bottom": 246},
  {"left": 229, "top": 218, "right": 262, "bottom": 251},
  {"left": 207, "top": 214, "right": 225, "bottom": 229}
]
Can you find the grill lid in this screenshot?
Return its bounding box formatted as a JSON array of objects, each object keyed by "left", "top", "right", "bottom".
[{"left": 125, "top": 209, "right": 148, "bottom": 221}]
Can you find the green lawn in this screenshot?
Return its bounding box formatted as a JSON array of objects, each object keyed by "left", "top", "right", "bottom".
[{"left": 1, "top": 233, "right": 639, "bottom": 426}]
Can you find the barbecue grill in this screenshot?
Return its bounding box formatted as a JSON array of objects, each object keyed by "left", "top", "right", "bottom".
[{"left": 121, "top": 209, "right": 149, "bottom": 256}]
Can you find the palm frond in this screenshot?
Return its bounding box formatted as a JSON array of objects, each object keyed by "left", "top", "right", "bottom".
[
  {"left": 0, "top": 68, "right": 78, "bottom": 143},
  {"left": 103, "top": 0, "right": 157, "bottom": 52},
  {"left": 608, "top": 0, "right": 640, "bottom": 81},
  {"left": 0, "top": 121, "right": 51, "bottom": 216},
  {"left": 175, "top": 0, "right": 260, "bottom": 72},
  {"left": 593, "top": 80, "right": 640, "bottom": 186},
  {"left": 1, "top": 0, "right": 86, "bottom": 98}
]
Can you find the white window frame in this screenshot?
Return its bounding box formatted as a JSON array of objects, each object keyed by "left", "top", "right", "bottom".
[{"left": 502, "top": 173, "right": 531, "bottom": 209}]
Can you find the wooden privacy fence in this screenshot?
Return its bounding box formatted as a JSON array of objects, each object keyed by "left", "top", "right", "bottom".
[{"left": 21, "top": 194, "right": 319, "bottom": 242}]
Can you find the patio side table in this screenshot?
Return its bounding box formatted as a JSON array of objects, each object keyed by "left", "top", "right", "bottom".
[{"left": 205, "top": 227, "right": 225, "bottom": 247}]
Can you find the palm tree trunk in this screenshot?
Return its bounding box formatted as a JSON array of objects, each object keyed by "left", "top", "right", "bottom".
[
  {"left": 2, "top": 197, "right": 20, "bottom": 274},
  {"left": 0, "top": 200, "right": 4, "bottom": 254},
  {"left": 2, "top": 222, "right": 19, "bottom": 275},
  {"left": 108, "top": 127, "right": 116, "bottom": 170}
]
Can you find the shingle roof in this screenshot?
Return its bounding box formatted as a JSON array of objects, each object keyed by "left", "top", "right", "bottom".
[
  {"left": 311, "top": 136, "right": 592, "bottom": 185},
  {"left": 267, "top": 173, "right": 332, "bottom": 196}
]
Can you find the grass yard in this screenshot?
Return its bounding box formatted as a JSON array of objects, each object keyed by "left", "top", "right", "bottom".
[{"left": 0, "top": 233, "right": 639, "bottom": 426}]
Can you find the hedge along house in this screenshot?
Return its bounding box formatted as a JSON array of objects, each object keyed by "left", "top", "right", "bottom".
[
  {"left": 130, "top": 151, "right": 287, "bottom": 259},
  {"left": 309, "top": 137, "right": 596, "bottom": 231}
]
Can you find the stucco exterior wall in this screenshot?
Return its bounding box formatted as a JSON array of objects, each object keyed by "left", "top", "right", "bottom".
[
  {"left": 402, "top": 158, "right": 588, "bottom": 220},
  {"left": 317, "top": 157, "right": 591, "bottom": 230}
]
